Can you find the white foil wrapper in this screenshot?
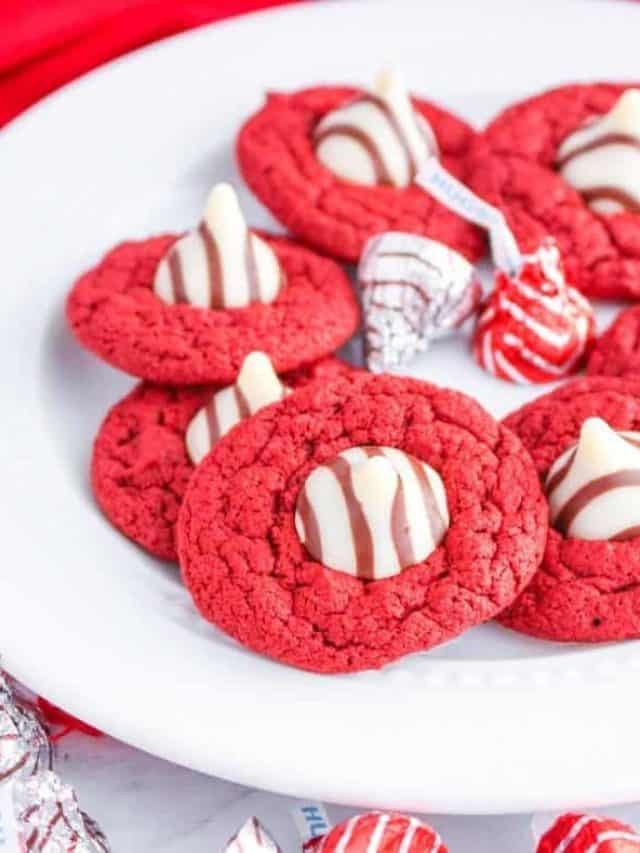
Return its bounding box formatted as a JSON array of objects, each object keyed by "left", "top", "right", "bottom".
[
  {"left": 1, "top": 671, "right": 109, "bottom": 852},
  {"left": 224, "top": 816, "right": 282, "bottom": 852},
  {"left": 0, "top": 780, "right": 19, "bottom": 852},
  {"left": 0, "top": 674, "right": 49, "bottom": 783},
  {"left": 213, "top": 792, "right": 334, "bottom": 851},
  {"left": 14, "top": 770, "right": 110, "bottom": 852},
  {"left": 358, "top": 231, "right": 482, "bottom": 371}
]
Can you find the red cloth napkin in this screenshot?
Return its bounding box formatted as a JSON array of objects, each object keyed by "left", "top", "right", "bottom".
[{"left": 0, "top": 0, "right": 301, "bottom": 128}]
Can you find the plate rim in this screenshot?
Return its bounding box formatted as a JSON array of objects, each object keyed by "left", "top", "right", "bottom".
[{"left": 2, "top": 0, "right": 640, "bottom": 815}]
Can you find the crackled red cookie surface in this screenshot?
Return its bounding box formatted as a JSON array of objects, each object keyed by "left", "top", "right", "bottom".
[
  {"left": 502, "top": 376, "right": 640, "bottom": 641},
  {"left": 237, "top": 84, "right": 484, "bottom": 264},
  {"left": 588, "top": 305, "right": 640, "bottom": 379},
  {"left": 66, "top": 230, "right": 359, "bottom": 385},
  {"left": 467, "top": 83, "right": 640, "bottom": 299},
  {"left": 177, "top": 373, "right": 547, "bottom": 673},
  {"left": 92, "top": 357, "right": 350, "bottom": 561}
]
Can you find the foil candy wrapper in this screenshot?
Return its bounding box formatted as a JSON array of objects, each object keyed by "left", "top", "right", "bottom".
[
  {"left": 358, "top": 231, "right": 482, "bottom": 372},
  {"left": 13, "top": 770, "right": 109, "bottom": 852},
  {"left": 532, "top": 811, "right": 640, "bottom": 853},
  {"left": 1, "top": 671, "right": 110, "bottom": 852},
  {"left": 224, "top": 816, "right": 282, "bottom": 852},
  {"left": 0, "top": 674, "right": 50, "bottom": 783},
  {"left": 217, "top": 795, "right": 331, "bottom": 852}
]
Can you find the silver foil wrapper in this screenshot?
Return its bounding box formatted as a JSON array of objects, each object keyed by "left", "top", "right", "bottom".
[
  {"left": 0, "top": 673, "right": 50, "bottom": 783},
  {"left": 358, "top": 231, "right": 482, "bottom": 372},
  {"left": 1, "top": 671, "right": 109, "bottom": 852},
  {"left": 13, "top": 770, "right": 110, "bottom": 852},
  {"left": 225, "top": 816, "right": 282, "bottom": 852}
]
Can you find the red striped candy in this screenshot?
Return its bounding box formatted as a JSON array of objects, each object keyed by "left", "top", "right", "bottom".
[
  {"left": 538, "top": 813, "right": 640, "bottom": 853},
  {"left": 473, "top": 239, "right": 595, "bottom": 384},
  {"left": 304, "top": 812, "right": 447, "bottom": 853}
]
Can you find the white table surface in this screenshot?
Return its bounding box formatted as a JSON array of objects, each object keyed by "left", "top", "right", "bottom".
[
  {"left": 51, "top": 728, "right": 639, "bottom": 852},
  {"left": 57, "top": 730, "right": 526, "bottom": 850}
]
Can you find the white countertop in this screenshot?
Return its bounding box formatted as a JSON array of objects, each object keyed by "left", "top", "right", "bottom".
[{"left": 53, "top": 731, "right": 640, "bottom": 852}]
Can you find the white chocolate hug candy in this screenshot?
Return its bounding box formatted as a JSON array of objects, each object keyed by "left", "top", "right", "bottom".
[
  {"left": 313, "top": 70, "right": 438, "bottom": 188},
  {"left": 154, "top": 183, "right": 283, "bottom": 308},
  {"left": 186, "top": 352, "right": 287, "bottom": 465},
  {"left": 358, "top": 231, "right": 482, "bottom": 371},
  {"left": 546, "top": 417, "right": 640, "bottom": 540},
  {"left": 556, "top": 89, "right": 640, "bottom": 215},
  {"left": 295, "top": 446, "right": 449, "bottom": 579}
]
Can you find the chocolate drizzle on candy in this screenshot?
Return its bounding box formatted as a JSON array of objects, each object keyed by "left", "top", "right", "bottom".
[
  {"left": 546, "top": 417, "right": 640, "bottom": 541},
  {"left": 473, "top": 239, "right": 594, "bottom": 384},
  {"left": 186, "top": 352, "right": 288, "bottom": 465},
  {"left": 0, "top": 676, "right": 49, "bottom": 783},
  {"left": 154, "top": 183, "right": 284, "bottom": 309},
  {"left": 295, "top": 446, "right": 449, "bottom": 580},
  {"left": 556, "top": 89, "right": 640, "bottom": 215},
  {"left": 358, "top": 232, "right": 482, "bottom": 372},
  {"left": 313, "top": 70, "right": 438, "bottom": 187}
]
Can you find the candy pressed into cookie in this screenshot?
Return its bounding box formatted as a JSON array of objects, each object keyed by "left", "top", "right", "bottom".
[
  {"left": 92, "top": 355, "right": 351, "bottom": 561},
  {"left": 237, "top": 72, "right": 484, "bottom": 264},
  {"left": 67, "top": 184, "right": 359, "bottom": 385},
  {"left": 177, "top": 373, "right": 547, "bottom": 673},
  {"left": 502, "top": 376, "right": 640, "bottom": 642},
  {"left": 468, "top": 83, "right": 640, "bottom": 299}
]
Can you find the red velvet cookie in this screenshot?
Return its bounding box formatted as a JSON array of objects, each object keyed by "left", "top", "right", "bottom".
[
  {"left": 237, "top": 86, "right": 484, "bottom": 264},
  {"left": 66, "top": 233, "right": 359, "bottom": 385},
  {"left": 177, "top": 373, "right": 547, "bottom": 673},
  {"left": 502, "top": 376, "right": 640, "bottom": 641},
  {"left": 467, "top": 83, "right": 640, "bottom": 299},
  {"left": 92, "top": 357, "right": 351, "bottom": 561},
  {"left": 588, "top": 305, "right": 640, "bottom": 379}
]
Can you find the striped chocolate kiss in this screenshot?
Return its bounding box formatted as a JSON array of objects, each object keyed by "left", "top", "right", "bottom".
[
  {"left": 186, "top": 352, "right": 288, "bottom": 465},
  {"left": 536, "top": 813, "right": 640, "bottom": 853},
  {"left": 556, "top": 88, "right": 640, "bottom": 215},
  {"left": 358, "top": 231, "right": 482, "bottom": 372},
  {"left": 295, "top": 446, "right": 449, "bottom": 580},
  {"left": 153, "top": 183, "right": 284, "bottom": 309},
  {"left": 313, "top": 69, "right": 438, "bottom": 188},
  {"left": 306, "top": 812, "right": 447, "bottom": 853},
  {"left": 545, "top": 417, "right": 640, "bottom": 541},
  {"left": 473, "top": 238, "right": 594, "bottom": 384}
]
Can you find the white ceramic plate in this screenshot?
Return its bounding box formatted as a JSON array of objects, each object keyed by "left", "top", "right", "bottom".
[{"left": 2, "top": 0, "right": 640, "bottom": 816}]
